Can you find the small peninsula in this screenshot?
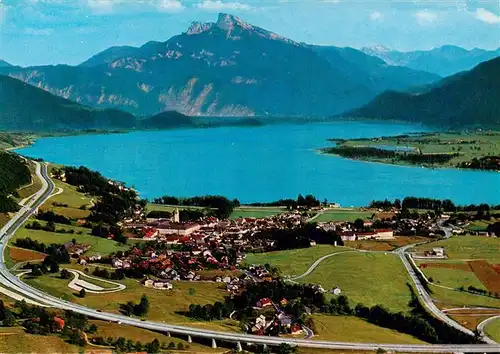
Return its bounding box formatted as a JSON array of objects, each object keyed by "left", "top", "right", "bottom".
[{"left": 321, "top": 131, "right": 500, "bottom": 171}]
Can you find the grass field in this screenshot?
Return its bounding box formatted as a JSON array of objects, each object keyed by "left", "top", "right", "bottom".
[
  {"left": 421, "top": 266, "right": 486, "bottom": 290},
  {"left": 485, "top": 318, "right": 500, "bottom": 342},
  {"left": 230, "top": 207, "right": 288, "bottom": 219},
  {"left": 313, "top": 209, "right": 374, "bottom": 222},
  {"left": 466, "top": 219, "right": 496, "bottom": 232},
  {"left": 299, "top": 252, "right": 413, "bottom": 312},
  {"left": 346, "top": 236, "right": 430, "bottom": 252},
  {"left": 244, "top": 245, "right": 349, "bottom": 276},
  {"left": 330, "top": 132, "right": 500, "bottom": 168},
  {"left": 11, "top": 220, "right": 129, "bottom": 256},
  {"left": 40, "top": 178, "right": 93, "bottom": 219},
  {"left": 429, "top": 285, "right": 500, "bottom": 309},
  {"left": 412, "top": 236, "right": 500, "bottom": 263},
  {"left": 25, "top": 274, "right": 240, "bottom": 333},
  {"left": 310, "top": 314, "right": 425, "bottom": 344},
  {"left": 0, "top": 329, "right": 78, "bottom": 353}
]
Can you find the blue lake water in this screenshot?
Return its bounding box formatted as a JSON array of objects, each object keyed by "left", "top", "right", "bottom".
[{"left": 16, "top": 121, "right": 500, "bottom": 206}]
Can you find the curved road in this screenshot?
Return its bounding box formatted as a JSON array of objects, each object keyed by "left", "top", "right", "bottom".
[
  {"left": 289, "top": 250, "right": 357, "bottom": 280},
  {"left": 1, "top": 162, "right": 500, "bottom": 352}
]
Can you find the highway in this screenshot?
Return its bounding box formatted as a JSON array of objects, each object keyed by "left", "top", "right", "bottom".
[{"left": 1, "top": 163, "right": 500, "bottom": 352}]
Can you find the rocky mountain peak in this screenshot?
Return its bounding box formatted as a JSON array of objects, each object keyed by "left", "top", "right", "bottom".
[
  {"left": 216, "top": 13, "right": 253, "bottom": 32},
  {"left": 186, "top": 21, "right": 215, "bottom": 35}
]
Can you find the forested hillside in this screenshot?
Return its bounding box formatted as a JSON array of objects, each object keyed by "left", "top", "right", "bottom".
[{"left": 0, "top": 152, "right": 31, "bottom": 212}]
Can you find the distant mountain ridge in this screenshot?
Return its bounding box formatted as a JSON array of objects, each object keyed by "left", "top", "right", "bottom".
[
  {"left": 0, "top": 60, "right": 12, "bottom": 68},
  {"left": 341, "top": 57, "right": 500, "bottom": 128},
  {"left": 361, "top": 45, "right": 500, "bottom": 77},
  {"left": 0, "top": 74, "right": 190, "bottom": 131},
  {"left": 0, "top": 13, "right": 440, "bottom": 118}
]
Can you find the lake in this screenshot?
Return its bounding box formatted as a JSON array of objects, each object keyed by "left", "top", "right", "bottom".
[{"left": 16, "top": 121, "right": 500, "bottom": 206}]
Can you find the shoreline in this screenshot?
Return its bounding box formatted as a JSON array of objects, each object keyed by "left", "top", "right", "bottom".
[{"left": 317, "top": 150, "right": 500, "bottom": 173}]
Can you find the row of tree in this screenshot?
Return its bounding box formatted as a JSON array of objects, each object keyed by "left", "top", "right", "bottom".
[
  {"left": 369, "top": 197, "right": 499, "bottom": 212},
  {"left": 152, "top": 195, "right": 239, "bottom": 219},
  {"left": 253, "top": 223, "right": 343, "bottom": 251},
  {"left": 248, "top": 194, "right": 322, "bottom": 209}
]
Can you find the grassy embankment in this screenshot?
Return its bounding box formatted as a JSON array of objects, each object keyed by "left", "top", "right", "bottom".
[
  {"left": 310, "top": 315, "right": 425, "bottom": 344},
  {"left": 322, "top": 131, "right": 500, "bottom": 169},
  {"left": 24, "top": 274, "right": 239, "bottom": 333},
  {"left": 89, "top": 320, "right": 223, "bottom": 353}
]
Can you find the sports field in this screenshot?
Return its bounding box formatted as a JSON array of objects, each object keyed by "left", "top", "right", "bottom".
[
  {"left": 313, "top": 209, "right": 374, "bottom": 222},
  {"left": 310, "top": 315, "right": 425, "bottom": 344},
  {"left": 299, "top": 252, "right": 413, "bottom": 312},
  {"left": 244, "top": 245, "right": 349, "bottom": 276}
]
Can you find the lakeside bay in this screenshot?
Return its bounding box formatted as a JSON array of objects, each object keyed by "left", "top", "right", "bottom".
[{"left": 16, "top": 121, "right": 500, "bottom": 206}]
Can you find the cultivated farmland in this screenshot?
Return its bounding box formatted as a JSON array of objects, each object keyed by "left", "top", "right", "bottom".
[{"left": 468, "top": 260, "right": 500, "bottom": 294}]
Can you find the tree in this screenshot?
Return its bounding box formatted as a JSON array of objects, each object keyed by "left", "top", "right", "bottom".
[
  {"left": 2, "top": 309, "right": 15, "bottom": 327},
  {"left": 134, "top": 294, "right": 150, "bottom": 316},
  {"left": 276, "top": 343, "right": 296, "bottom": 354},
  {"left": 353, "top": 218, "right": 365, "bottom": 230},
  {"left": 60, "top": 269, "right": 71, "bottom": 279},
  {"left": 50, "top": 263, "right": 60, "bottom": 273},
  {"left": 79, "top": 288, "right": 86, "bottom": 298},
  {"left": 176, "top": 342, "right": 184, "bottom": 350},
  {"left": 146, "top": 339, "right": 161, "bottom": 353},
  {"left": 135, "top": 341, "right": 143, "bottom": 351},
  {"left": 88, "top": 323, "right": 98, "bottom": 333}
]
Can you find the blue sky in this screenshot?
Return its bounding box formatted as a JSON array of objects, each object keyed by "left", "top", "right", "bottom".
[{"left": 0, "top": 0, "right": 499, "bottom": 67}]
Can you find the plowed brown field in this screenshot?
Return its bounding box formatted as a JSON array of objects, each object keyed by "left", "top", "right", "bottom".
[
  {"left": 468, "top": 260, "right": 500, "bottom": 293},
  {"left": 419, "top": 263, "right": 471, "bottom": 271}
]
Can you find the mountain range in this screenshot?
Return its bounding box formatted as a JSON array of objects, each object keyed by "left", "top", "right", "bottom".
[
  {"left": 361, "top": 45, "right": 500, "bottom": 77},
  {"left": 0, "top": 13, "right": 441, "bottom": 118},
  {"left": 0, "top": 74, "right": 187, "bottom": 131},
  {"left": 342, "top": 56, "right": 500, "bottom": 128}
]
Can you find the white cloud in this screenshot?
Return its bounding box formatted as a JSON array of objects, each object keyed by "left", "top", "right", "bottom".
[
  {"left": 415, "top": 10, "right": 438, "bottom": 25},
  {"left": 370, "top": 11, "right": 383, "bottom": 21},
  {"left": 23, "top": 27, "right": 54, "bottom": 35},
  {"left": 474, "top": 8, "right": 500, "bottom": 24},
  {"left": 0, "top": 0, "right": 7, "bottom": 25},
  {"left": 86, "top": 0, "right": 184, "bottom": 14},
  {"left": 195, "top": 0, "right": 252, "bottom": 11},
  {"left": 87, "top": 0, "right": 114, "bottom": 13}
]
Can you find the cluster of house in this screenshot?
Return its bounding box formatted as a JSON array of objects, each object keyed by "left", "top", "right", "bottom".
[
  {"left": 124, "top": 211, "right": 308, "bottom": 255},
  {"left": 251, "top": 297, "right": 303, "bottom": 336},
  {"left": 412, "top": 247, "right": 446, "bottom": 259},
  {"left": 320, "top": 221, "right": 395, "bottom": 241},
  {"left": 62, "top": 241, "right": 91, "bottom": 257}
]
